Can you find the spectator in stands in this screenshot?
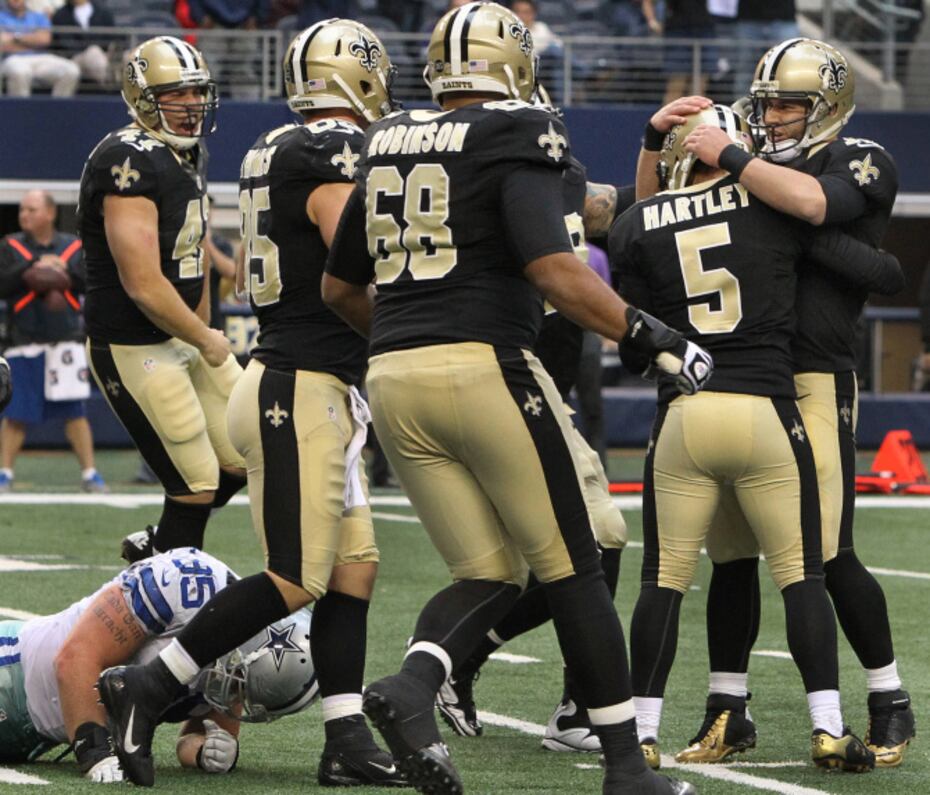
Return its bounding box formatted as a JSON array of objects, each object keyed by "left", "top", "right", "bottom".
[
  {"left": 641, "top": 0, "right": 715, "bottom": 103},
  {"left": 732, "top": 0, "right": 799, "bottom": 99},
  {"left": 51, "top": 0, "right": 115, "bottom": 89},
  {"left": 187, "top": 0, "right": 269, "bottom": 99},
  {"left": 0, "top": 190, "right": 106, "bottom": 493},
  {"left": 25, "top": 0, "right": 64, "bottom": 16},
  {"left": 1, "top": 0, "right": 80, "bottom": 96}
]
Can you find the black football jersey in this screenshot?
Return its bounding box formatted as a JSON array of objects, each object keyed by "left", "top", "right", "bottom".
[
  {"left": 79, "top": 125, "right": 208, "bottom": 344},
  {"left": 328, "top": 101, "right": 575, "bottom": 356},
  {"left": 239, "top": 120, "right": 367, "bottom": 383},
  {"left": 791, "top": 137, "right": 898, "bottom": 372},
  {"left": 611, "top": 174, "right": 805, "bottom": 402}
]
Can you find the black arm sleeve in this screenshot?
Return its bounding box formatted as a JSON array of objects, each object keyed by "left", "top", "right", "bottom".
[
  {"left": 324, "top": 186, "right": 375, "bottom": 286},
  {"left": 804, "top": 228, "right": 905, "bottom": 295},
  {"left": 500, "top": 166, "right": 574, "bottom": 268},
  {"left": 615, "top": 184, "right": 637, "bottom": 217},
  {"left": 818, "top": 173, "right": 870, "bottom": 226}
]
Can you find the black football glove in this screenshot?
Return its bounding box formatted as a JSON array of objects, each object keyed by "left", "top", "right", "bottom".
[
  {"left": 0, "top": 356, "right": 11, "bottom": 413},
  {"left": 620, "top": 307, "right": 714, "bottom": 395},
  {"left": 74, "top": 721, "right": 123, "bottom": 783}
]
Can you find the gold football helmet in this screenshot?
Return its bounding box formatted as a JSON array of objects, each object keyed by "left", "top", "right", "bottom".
[
  {"left": 122, "top": 36, "right": 218, "bottom": 151},
  {"left": 749, "top": 38, "right": 856, "bottom": 161},
  {"left": 658, "top": 104, "right": 754, "bottom": 191},
  {"left": 284, "top": 19, "right": 396, "bottom": 123},
  {"left": 423, "top": 1, "right": 536, "bottom": 103}
]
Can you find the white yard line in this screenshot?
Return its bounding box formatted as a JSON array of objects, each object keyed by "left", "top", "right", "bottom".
[
  {"left": 752, "top": 650, "right": 794, "bottom": 660},
  {"left": 0, "top": 606, "right": 40, "bottom": 620},
  {"left": 488, "top": 651, "right": 541, "bottom": 664},
  {"left": 0, "top": 768, "right": 48, "bottom": 785}
]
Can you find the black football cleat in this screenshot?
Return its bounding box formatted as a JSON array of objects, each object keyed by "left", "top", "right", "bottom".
[
  {"left": 96, "top": 665, "right": 170, "bottom": 787},
  {"left": 364, "top": 674, "right": 463, "bottom": 795},
  {"left": 603, "top": 767, "right": 697, "bottom": 794},
  {"left": 436, "top": 670, "right": 482, "bottom": 737},
  {"left": 811, "top": 727, "right": 875, "bottom": 772},
  {"left": 675, "top": 693, "right": 757, "bottom": 763},
  {"left": 866, "top": 689, "right": 916, "bottom": 767},
  {"left": 318, "top": 714, "right": 408, "bottom": 787},
  {"left": 121, "top": 525, "right": 156, "bottom": 564}
]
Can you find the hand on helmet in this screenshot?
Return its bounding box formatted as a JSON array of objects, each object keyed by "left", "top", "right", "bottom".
[{"left": 650, "top": 96, "right": 713, "bottom": 134}]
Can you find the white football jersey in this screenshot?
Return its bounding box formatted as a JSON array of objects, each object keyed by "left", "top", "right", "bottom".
[{"left": 19, "top": 549, "right": 233, "bottom": 743}]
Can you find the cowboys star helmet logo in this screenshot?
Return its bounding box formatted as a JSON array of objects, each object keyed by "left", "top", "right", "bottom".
[
  {"left": 111, "top": 157, "right": 141, "bottom": 191},
  {"left": 508, "top": 22, "right": 533, "bottom": 56},
  {"left": 348, "top": 33, "right": 382, "bottom": 73},
  {"left": 331, "top": 142, "right": 360, "bottom": 179},
  {"left": 260, "top": 622, "right": 303, "bottom": 670},
  {"left": 538, "top": 122, "right": 567, "bottom": 161},
  {"left": 818, "top": 53, "right": 848, "bottom": 92},
  {"left": 849, "top": 153, "right": 880, "bottom": 186}
]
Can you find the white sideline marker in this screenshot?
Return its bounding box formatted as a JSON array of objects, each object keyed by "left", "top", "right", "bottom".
[
  {"left": 753, "top": 650, "right": 794, "bottom": 660},
  {"left": 0, "top": 768, "right": 48, "bottom": 785}
]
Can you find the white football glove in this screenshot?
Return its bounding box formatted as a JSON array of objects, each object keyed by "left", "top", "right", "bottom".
[
  {"left": 197, "top": 719, "right": 239, "bottom": 774},
  {"left": 653, "top": 340, "right": 714, "bottom": 395},
  {"left": 84, "top": 755, "right": 123, "bottom": 784}
]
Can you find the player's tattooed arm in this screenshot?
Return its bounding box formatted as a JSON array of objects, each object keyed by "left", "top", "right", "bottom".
[
  {"left": 55, "top": 583, "right": 149, "bottom": 741},
  {"left": 583, "top": 182, "right": 618, "bottom": 237}
]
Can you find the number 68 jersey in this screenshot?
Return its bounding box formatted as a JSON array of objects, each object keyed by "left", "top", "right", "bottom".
[
  {"left": 19, "top": 549, "right": 233, "bottom": 744},
  {"left": 78, "top": 125, "right": 208, "bottom": 345}
]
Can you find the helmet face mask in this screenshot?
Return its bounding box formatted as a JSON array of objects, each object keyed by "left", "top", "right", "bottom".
[
  {"left": 199, "top": 608, "right": 318, "bottom": 723},
  {"left": 657, "top": 104, "right": 754, "bottom": 191},
  {"left": 284, "top": 19, "right": 397, "bottom": 124},
  {"left": 423, "top": 1, "right": 538, "bottom": 104},
  {"left": 123, "top": 36, "right": 218, "bottom": 151},
  {"left": 749, "top": 38, "right": 855, "bottom": 163}
]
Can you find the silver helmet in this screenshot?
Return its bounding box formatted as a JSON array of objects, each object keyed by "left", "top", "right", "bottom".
[{"left": 199, "top": 608, "right": 318, "bottom": 722}]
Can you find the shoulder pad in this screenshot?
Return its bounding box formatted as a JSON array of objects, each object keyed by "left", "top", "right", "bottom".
[{"left": 481, "top": 99, "right": 540, "bottom": 113}]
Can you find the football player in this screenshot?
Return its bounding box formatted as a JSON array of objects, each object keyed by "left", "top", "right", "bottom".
[
  {"left": 614, "top": 103, "right": 898, "bottom": 774},
  {"left": 0, "top": 548, "right": 317, "bottom": 783},
  {"left": 322, "top": 3, "right": 708, "bottom": 793},
  {"left": 93, "top": 21, "right": 405, "bottom": 789},
  {"left": 672, "top": 38, "right": 914, "bottom": 768},
  {"left": 78, "top": 36, "right": 247, "bottom": 563},
  {"left": 436, "top": 152, "right": 636, "bottom": 754}
]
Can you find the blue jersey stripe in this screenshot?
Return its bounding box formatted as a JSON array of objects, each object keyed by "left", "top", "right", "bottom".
[
  {"left": 126, "top": 575, "right": 164, "bottom": 634},
  {"left": 140, "top": 567, "right": 174, "bottom": 626},
  {"left": 0, "top": 653, "right": 21, "bottom": 666},
  {"left": 0, "top": 637, "right": 19, "bottom": 647}
]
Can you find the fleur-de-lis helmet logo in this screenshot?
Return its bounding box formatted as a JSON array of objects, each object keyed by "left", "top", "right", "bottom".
[
  {"left": 819, "top": 53, "right": 848, "bottom": 93},
  {"left": 349, "top": 33, "right": 382, "bottom": 73},
  {"left": 508, "top": 22, "right": 533, "bottom": 57}
]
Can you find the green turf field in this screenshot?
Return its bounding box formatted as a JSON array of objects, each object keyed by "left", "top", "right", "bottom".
[{"left": 0, "top": 450, "right": 926, "bottom": 793}]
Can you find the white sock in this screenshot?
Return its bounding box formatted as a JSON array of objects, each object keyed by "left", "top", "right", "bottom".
[
  {"left": 159, "top": 639, "right": 201, "bottom": 685},
  {"left": 322, "top": 693, "right": 363, "bottom": 722},
  {"left": 82, "top": 468, "right": 97, "bottom": 480},
  {"left": 633, "top": 696, "right": 663, "bottom": 741},
  {"left": 866, "top": 661, "right": 902, "bottom": 693},
  {"left": 808, "top": 689, "right": 844, "bottom": 737},
  {"left": 405, "top": 640, "right": 452, "bottom": 679},
  {"left": 0, "top": 468, "right": 13, "bottom": 479},
  {"left": 588, "top": 699, "right": 636, "bottom": 726},
  {"left": 708, "top": 671, "right": 749, "bottom": 698}
]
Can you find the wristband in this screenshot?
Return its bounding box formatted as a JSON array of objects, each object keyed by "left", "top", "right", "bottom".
[
  {"left": 642, "top": 121, "right": 665, "bottom": 152},
  {"left": 718, "top": 144, "right": 753, "bottom": 179}
]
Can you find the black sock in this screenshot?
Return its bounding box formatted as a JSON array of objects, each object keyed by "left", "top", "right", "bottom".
[
  {"left": 545, "top": 571, "right": 631, "bottom": 708},
  {"left": 601, "top": 546, "right": 622, "bottom": 600},
  {"left": 492, "top": 573, "right": 550, "bottom": 641},
  {"left": 782, "top": 579, "right": 838, "bottom": 692},
  {"left": 453, "top": 635, "right": 500, "bottom": 681},
  {"left": 410, "top": 579, "right": 521, "bottom": 676},
  {"left": 707, "top": 558, "right": 760, "bottom": 673},
  {"left": 312, "top": 591, "right": 369, "bottom": 699},
  {"left": 401, "top": 650, "right": 448, "bottom": 693},
  {"left": 598, "top": 717, "right": 649, "bottom": 776},
  {"left": 153, "top": 498, "right": 212, "bottom": 552},
  {"left": 630, "top": 585, "right": 682, "bottom": 697},
  {"left": 175, "top": 572, "right": 291, "bottom": 667},
  {"left": 212, "top": 470, "right": 247, "bottom": 510},
  {"left": 825, "top": 549, "right": 895, "bottom": 669}
]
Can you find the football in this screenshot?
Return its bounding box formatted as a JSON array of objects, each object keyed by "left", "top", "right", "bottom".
[{"left": 22, "top": 262, "right": 71, "bottom": 295}]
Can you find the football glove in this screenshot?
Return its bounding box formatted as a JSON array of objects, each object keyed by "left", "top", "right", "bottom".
[
  {"left": 0, "top": 356, "right": 11, "bottom": 413},
  {"left": 620, "top": 307, "right": 713, "bottom": 396},
  {"left": 74, "top": 721, "right": 123, "bottom": 784},
  {"left": 196, "top": 719, "right": 239, "bottom": 774}
]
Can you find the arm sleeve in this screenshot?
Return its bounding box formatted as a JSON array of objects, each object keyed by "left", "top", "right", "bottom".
[
  {"left": 500, "top": 166, "right": 574, "bottom": 268},
  {"left": 819, "top": 144, "right": 898, "bottom": 226},
  {"left": 325, "top": 186, "right": 375, "bottom": 286},
  {"left": 804, "top": 228, "right": 905, "bottom": 295}
]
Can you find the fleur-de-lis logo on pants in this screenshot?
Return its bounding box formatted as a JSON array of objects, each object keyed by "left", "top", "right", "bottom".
[
  {"left": 265, "top": 401, "right": 289, "bottom": 428},
  {"left": 331, "top": 142, "right": 360, "bottom": 179},
  {"left": 840, "top": 402, "right": 852, "bottom": 426},
  {"left": 105, "top": 377, "right": 121, "bottom": 398},
  {"left": 791, "top": 419, "right": 806, "bottom": 444},
  {"left": 538, "top": 122, "right": 567, "bottom": 162},
  {"left": 111, "top": 157, "right": 140, "bottom": 191},
  {"left": 849, "top": 153, "right": 880, "bottom": 187},
  {"left": 523, "top": 391, "right": 543, "bottom": 417}
]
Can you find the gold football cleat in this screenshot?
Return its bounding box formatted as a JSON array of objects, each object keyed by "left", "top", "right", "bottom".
[
  {"left": 811, "top": 728, "right": 875, "bottom": 772},
  {"left": 640, "top": 738, "right": 661, "bottom": 770},
  {"left": 865, "top": 689, "right": 915, "bottom": 767},
  {"left": 675, "top": 694, "right": 757, "bottom": 764}
]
